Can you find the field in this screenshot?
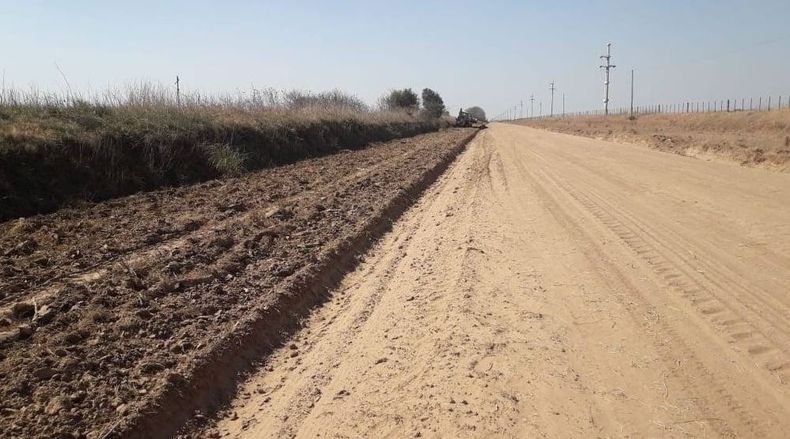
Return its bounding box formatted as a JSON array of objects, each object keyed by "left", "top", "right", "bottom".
[
  {"left": 514, "top": 109, "right": 790, "bottom": 171},
  {"left": 0, "top": 128, "right": 476, "bottom": 438}
]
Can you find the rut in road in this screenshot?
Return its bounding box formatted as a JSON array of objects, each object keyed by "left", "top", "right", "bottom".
[{"left": 199, "top": 123, "right": 790, "bottom": 438}]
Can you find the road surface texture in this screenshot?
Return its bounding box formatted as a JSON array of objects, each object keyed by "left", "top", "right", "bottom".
[{"left": 202, "top": 123, "right": 790, "bottom": 438}]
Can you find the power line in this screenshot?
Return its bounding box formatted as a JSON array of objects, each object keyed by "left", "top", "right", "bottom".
[{"left": 630, "top": 69, "right": 634, "bottom": 117}]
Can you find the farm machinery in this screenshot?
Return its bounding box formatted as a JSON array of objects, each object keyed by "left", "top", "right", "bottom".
[{"left": 454, "top": 109, "right": 487, "bottom": 128}]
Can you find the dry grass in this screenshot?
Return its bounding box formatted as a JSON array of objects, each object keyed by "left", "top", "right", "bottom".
[
  {"left": 0, "top": 84, "right": 444, "bottom": 220},
  {"left": 516, "top": 109, "right": 790, "bottom": 171}
]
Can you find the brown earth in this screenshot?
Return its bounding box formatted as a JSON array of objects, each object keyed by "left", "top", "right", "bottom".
[
  {"left": 201, "top": 123, "right": 790, "bottom": 438},
  {"left": 514, "top": 109, "right": 790, "bottom": 171},
  {"left": 0, "top": 128, "right": 477, "bottom": 439}
]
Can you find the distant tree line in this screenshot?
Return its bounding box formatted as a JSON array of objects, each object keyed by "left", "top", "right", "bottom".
[{"left": 378, "top": 87, "right": 485, "bottom": 123}]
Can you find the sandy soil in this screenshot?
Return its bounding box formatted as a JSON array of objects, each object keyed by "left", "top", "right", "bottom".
[
  {"left": 0, "top": 128, "right": 476, "bottom": 439},
  {"left": 516, "top": 110, "right": 790, "bottom": 171},
  {"left": 202, "top": 124, "right": 790, "bottom": 438}
]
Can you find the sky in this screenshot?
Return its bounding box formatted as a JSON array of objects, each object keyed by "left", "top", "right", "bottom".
[{"left": 2, "top": 0, "right": 789, "bottom": 118}]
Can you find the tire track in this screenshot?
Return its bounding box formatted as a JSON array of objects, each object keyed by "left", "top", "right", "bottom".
[
  {"left": 513, "top": 146, "right": 770, "bottom": 437},
  {"left": 526, "top": 146, "right": 790, "bottom": 383}
]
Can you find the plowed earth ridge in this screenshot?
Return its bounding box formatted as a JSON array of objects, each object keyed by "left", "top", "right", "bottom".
[{"left": 0, "top": 128, "right": 477, "bottom": 438}]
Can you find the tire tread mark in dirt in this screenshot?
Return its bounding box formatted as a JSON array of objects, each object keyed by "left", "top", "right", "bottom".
[
  {"left": 579, "top": 189, "right": 790, "bottom": 377},
  {"left": 543, "top": 145, "right": 790, "bottom": 323},
  {"left": 526, "top": 149, "right": 790, "bottom": 382},
  {"left": 512, "top": 148, "right": 758, "bottom": 438}
]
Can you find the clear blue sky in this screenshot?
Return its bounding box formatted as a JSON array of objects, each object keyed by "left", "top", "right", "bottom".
[{"left": 2, "top": 0, "right": 789, "bottom": 117}]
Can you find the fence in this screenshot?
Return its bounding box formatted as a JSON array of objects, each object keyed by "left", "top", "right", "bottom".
[{"left": 514, "top": 94, "right": 790, "bottom": 120}]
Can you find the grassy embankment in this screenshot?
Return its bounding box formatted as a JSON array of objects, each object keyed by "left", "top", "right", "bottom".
[
  {"left": 516, "top": 110, "right": 790, "bottom": 171},
  {"left": 0, "top": 86, "right": 444, "bottom": 220}
]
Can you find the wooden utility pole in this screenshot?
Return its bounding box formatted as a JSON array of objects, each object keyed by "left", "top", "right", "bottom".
[
  {"left": 529, "top": 94, "right": 535, "bottom": 118},
  {"left": 629, "top": 69, "right": 634, "bottom": 117}
]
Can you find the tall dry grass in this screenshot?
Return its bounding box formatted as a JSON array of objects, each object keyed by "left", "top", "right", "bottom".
[{"left": 0, "top": 84, "right": 444, "bottom": 220}]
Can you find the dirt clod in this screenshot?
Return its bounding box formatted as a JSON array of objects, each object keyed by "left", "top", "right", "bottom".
[
  {"left": 45, "top": 396, "right": 71, "bottom": 415},
  {"left": 11, "top": 302, "right": 35, "bottom": 319}
]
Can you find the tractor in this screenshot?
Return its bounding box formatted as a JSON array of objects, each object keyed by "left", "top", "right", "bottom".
[{"left": 454, "top": 108, "right": 487, "bottom": 128}]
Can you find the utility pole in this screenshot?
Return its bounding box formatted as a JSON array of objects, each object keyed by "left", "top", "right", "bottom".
[
  {"left": 629, "top": 69, "right": 634, "bottom": 117},
  {"left": 539, "top": 102, "right": 543, "bottom": 117},
  {"left": 529, "top": 94, "right": 535, "bottom": 118},
  {"left": 562, "top": 93, "right": 565, "bottom": 116},
  {"left": 520, "top": 100, "right": 524, "bottom": 119},
  {"left": 599, "top": 43, "right": 615, "bottom": 115},
  {"left": 175, "top": 75, "right": 181, "bottom": 107},
  {"left": 549, "top": 81, "right": 556, "bottom": 117}
]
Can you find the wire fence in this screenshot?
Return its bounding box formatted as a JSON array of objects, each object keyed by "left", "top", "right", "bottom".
[{"left": 516, "top": 94, "right": 790, "bottom": 120}]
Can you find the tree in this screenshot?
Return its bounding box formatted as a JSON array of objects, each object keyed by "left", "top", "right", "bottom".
[
  {"left": 421, "top": 88, "right": 445, "bottom": 119},
  {"left": 379, "top": 88, "right": 420, "bottom": 113},
  {"left": 465, "top": 106, "right": 487, "bottom": 122}
]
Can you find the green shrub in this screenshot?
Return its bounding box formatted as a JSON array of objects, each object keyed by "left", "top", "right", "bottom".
[
  {"left": 421, "top": 89, "right": 446, "bottom": 119},
  {"left": 378, "top": 89, "right": 420, "bottom": 113},
  {"left": 203, "top": 143, "right": 248, "bottom": 176}
]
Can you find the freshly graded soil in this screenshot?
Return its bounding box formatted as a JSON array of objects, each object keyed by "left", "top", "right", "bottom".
[{"left": 0, "top": 128, "right": 476, "bottom": 439}]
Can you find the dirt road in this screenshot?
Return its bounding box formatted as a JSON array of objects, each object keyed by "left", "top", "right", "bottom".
[{"left": 203, "top": 124, "right": 790, "bottom": 438}]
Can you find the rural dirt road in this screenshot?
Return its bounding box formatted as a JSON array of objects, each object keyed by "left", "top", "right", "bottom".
[{"left": 203, "top": 124, "right": 790, "bottom": 438}]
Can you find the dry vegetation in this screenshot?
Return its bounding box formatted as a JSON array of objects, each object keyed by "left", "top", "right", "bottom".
[
  {"left": 0, "top": 84, "right": 444, "bottom": 220},
  {"left": 516, "top": 109, "right": 790, "bottom": 171}
]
